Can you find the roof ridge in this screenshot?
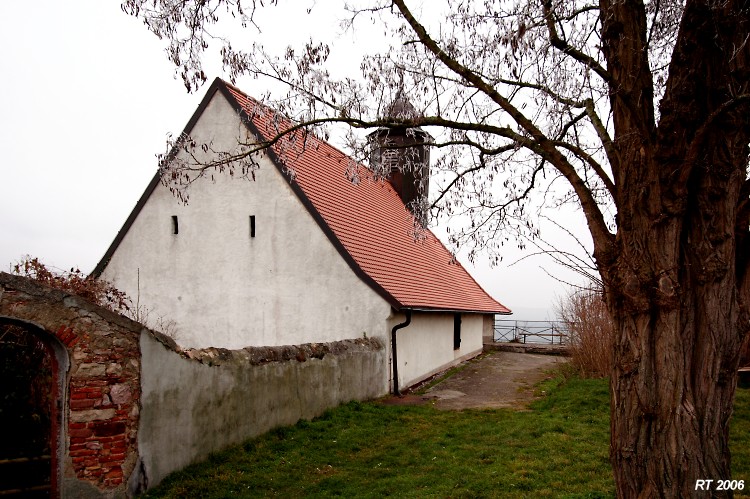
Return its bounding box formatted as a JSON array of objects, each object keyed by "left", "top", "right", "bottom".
[{"left": 219, "top": 80, "right": 374, "bottom": 178}]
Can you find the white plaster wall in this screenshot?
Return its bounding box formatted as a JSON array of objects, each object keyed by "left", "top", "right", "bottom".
[
  {"left": 390, "top": 311, "right": 485, "bottom": 389},
  {"left": 101, "top": 91, "right": 391, "bottom": 349},
  {"left": 138, "top": 332, "right": 388, "bottom": 489}
]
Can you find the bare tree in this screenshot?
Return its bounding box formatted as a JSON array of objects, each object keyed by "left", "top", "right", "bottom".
[{"left": 123, "top": 0, "right": 750, "bottom": 495}]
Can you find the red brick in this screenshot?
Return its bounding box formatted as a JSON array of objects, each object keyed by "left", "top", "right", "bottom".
[
  {"left": 70, "top": 449, "right": 97, "bottom": 457},
  {"left": 56, "top": 326, "right": 78, "bottom": 346},
  {"left": 70, "top": 399, "right": 96, "bottom": 410},
  {"left": 92, "top": 421, "right": 126, "bottom": 437},
  {"left": 71, "top": 392, "right": 88, "bottom": 400},
  {"left": 105, "top": 467, "right": 123, "bottom": 478},
  {"left": 69, "top": 422, "right": 87, "bottom": 430},
  {"left": 69, "top": 428, "right": 93, "bottom": 439},
  {"left": 99, "top": 454, "right": 126, "bottom": 464}
]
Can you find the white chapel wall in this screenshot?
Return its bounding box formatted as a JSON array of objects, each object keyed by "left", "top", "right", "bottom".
[
  {"left": 390, "top": 311, "right": 485, "bottom": 389},
  {"left": 101, "top": 91, "right": 391, "bottom": 349}
]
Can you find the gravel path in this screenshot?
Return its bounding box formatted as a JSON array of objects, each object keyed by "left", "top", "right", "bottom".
[{"left": 417, "top": 350, "right": 568, "bottom": 410}]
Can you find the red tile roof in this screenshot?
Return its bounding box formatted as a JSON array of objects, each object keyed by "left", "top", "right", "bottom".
[{"left": 222, "top": 80, "right": 510, "bottom": 314}]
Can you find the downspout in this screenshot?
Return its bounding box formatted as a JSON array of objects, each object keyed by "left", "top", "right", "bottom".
[{"left": 391, "top": 309, "right": 412, "bottom": 396}]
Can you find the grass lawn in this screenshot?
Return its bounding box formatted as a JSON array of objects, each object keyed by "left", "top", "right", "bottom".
[{"left": 142, "top": 373, "right": 750, "bottom": 498}]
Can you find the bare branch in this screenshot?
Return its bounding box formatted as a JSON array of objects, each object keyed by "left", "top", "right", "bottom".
[
  {"left": 553, "top": 140, "right": 616, "bottom": 198},
  {"left": 542, "top": 0, "right": 611, "bottom": 83}
]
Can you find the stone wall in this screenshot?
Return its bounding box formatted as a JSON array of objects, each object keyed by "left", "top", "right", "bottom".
[
  {"left": 137, "top": 332, "right": 387, "bottom": 489},
  {"left": 65, "top": 321, "right": 139, "bottom": 490},
  {"left": 0, "top": 272, "right": 142, "bottom": 498}
]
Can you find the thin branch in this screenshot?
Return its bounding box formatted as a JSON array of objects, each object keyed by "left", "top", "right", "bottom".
[
  {"left": 542, "top": 0, "right": 611, "bottom": 83},
  {"left": 584, "top": 98, "right": 620, "bottom": 183},
  {"left": 494, "top": 77, "right": 587, "bottom": 108},
  {"left": 552, "top": 140, "right": 616, "bottom": 198}
]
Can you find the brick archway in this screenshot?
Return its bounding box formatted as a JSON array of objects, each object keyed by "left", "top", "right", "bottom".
[{"left": 0, "top": 273, "right": 142, "bottom": 498}]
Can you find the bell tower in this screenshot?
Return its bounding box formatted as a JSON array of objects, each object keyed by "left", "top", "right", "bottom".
[{"left": 367, "top": 95, "right": 432, "bottom": 225}]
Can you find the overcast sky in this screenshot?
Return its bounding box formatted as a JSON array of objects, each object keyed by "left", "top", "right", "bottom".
[{"left": 0, "top": 1, "right": 593, "bottom": 319}]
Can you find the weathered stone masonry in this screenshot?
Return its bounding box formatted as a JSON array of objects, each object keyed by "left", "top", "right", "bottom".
[
  {"left": 0, "top": 272, "right": 142, "bottom": 497},
  {"left": 65, "top": 321, "right": 139, "bottom": 488}
]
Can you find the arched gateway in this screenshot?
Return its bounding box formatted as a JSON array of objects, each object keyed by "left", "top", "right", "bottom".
[{"left": 0, "top": 272, "right": 142, "bottom": 498}]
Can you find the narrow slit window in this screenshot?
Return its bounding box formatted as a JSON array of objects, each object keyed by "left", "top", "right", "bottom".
[
  {"left": 249, "top": 215, "right": 256, "bottom": 238},
  {"left": 171, "top": 215, "right": 179, "bottom": 235},
  {"left": 453, "top": 313, "right": 462, "bottom": 350}
]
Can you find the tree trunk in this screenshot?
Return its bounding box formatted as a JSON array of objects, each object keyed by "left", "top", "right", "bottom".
[
  {"left": 608, "top": 152, "right": 746, "bottom": 496},
  {"left": 608, "top": 211, "right": 744, "bottom": 497},
  {"left": 606, "top": 103, "right": 748, "bottom": 496},
  {"left": 597, "top": 1, "right": 750, "bottom": 496}
]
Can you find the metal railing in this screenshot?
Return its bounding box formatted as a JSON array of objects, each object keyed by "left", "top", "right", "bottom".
[{"left": 494, "top": 319, "right": 570, "bottom": 345}]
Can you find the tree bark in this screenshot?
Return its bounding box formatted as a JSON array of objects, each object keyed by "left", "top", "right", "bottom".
[{"left": 598, "top": 0, "right": 750, "bottom": 496}]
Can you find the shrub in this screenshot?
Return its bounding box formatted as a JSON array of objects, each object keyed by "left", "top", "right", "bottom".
[
  {"left": 11, "top": 256, "right": 131, "bottom": 315},
  {"left": 10, "top": 256, "right": 181, "bottom": 339},
  {"left": 557, "top": 287, "right": 613, "bottom": 378}
]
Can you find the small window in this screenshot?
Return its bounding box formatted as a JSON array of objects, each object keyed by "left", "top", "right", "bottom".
[
  {"left": 249, "top": 215, "right": 256, "bottom": 238},
  {"left": 171, "top": 216, "right": 179, "bottom": 235},
  {"left": 453, "top": 313, "right": 462, "bottom": 350}
]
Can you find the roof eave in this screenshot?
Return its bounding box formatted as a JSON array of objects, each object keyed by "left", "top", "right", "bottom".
[{"left": 401, "top": 306, "right": 512, "bottom": 315}]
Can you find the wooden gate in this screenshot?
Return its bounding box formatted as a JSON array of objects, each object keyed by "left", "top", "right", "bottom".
[{"left": 0, "top": 322, "right": 64, "bottom": 498}]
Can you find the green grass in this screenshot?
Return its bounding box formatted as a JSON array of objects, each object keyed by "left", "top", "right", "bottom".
[{"left": 141, "top": 376, "right": 750, "bottom": 498}]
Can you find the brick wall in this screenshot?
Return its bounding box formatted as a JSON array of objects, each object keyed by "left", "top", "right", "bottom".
[
  {"left": 0, "top": 273, "right": 142, "bottom": 496},
  {"left": 61, "top": 323, "right": 139, "bottom": 488}
]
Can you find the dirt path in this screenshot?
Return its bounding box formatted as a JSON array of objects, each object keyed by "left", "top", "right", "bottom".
[{"left": 415, "top": 351, "right": 567, "bottom": 410}]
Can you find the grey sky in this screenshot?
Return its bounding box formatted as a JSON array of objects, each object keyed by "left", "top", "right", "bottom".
[{"left": 0, "top": 1, "right": 591, "bottom": 319}]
